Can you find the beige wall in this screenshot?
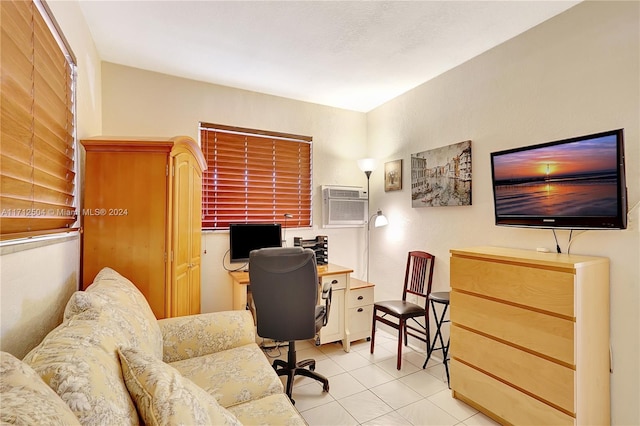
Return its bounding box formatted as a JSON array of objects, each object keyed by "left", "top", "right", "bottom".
[
  {"left": 101, "top": 63, "right": 369, "bottom": 313},
  {"left": 0, "top": 0, "right": 103, "bottom": 358},
  {"left": 367, "top": 2, "right": 639, "bottom": 424},
  {"left": 1, "top": 1, "right": 637, "bottom": 423}
]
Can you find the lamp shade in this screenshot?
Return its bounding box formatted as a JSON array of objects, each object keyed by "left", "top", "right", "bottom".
[
  {"left": 369, "top": 209, "right": 388, "bottom": 228},
  {"left": 373, "top": 209, "right": 388, "bottom": 227},
  {"left": 374, "top": 213, "right": 388, "bottom": 228},
  {"left": 357, "top": 158, "right": 377, "bottom": 173}
]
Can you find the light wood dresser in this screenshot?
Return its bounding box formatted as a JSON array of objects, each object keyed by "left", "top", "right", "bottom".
[
  {"left": 450, "top": 246, "right": 610, "bottom": 425},
  {"left": 82, "top": 136, "right": 206, "bottom": 319}
]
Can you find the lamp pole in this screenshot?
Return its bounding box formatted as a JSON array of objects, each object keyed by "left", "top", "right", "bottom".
[
  {"left": 358, "top": 158, "right": 386, "bottom": 284},
  {"left": 365, "top": 171, "right": 371, "bottom": 284}
]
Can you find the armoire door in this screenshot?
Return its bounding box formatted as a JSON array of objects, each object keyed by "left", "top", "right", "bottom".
[
  {"left": 82, "top": 140, "right": 170, "bottom": 319},
  {"left": 171, "top": 151, "right": 201, "bottom": 316}
]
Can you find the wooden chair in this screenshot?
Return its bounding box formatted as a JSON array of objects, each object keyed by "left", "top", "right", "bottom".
[{"left": 370, "top": 251, "right": 435, "bottom": 370}]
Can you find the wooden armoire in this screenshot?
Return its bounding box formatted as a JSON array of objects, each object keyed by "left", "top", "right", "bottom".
[{"left": 81, "top": 136, "right": 206, "bottom": 319}]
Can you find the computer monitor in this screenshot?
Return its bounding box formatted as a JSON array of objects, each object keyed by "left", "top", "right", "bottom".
[{"left": 229, "top": 223, "right": 282, "bottom": 263}]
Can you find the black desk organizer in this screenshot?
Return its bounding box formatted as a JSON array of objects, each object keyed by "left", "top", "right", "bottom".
[{"left": 293, "top": 235, "right": 328, "bottom": 265}]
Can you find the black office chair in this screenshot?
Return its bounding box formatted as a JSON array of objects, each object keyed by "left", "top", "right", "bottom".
[
  {"left": 370, "top": 251, "right": 435, "bottom": 370},
  {"left": 249, "top": 247, "right": 331, "bottom": 402}
]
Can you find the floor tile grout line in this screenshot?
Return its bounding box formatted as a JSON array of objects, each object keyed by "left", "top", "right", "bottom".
[{"left": 271, "top": 328, "right": 489, "bottom": 426}]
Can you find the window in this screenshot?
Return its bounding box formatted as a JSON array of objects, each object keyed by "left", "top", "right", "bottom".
[
  {"left": 200, "top": 123, "right": 312, "bottom": 230},
  {"left": 1, "top": 0, "right": 77, "bottom": 240}
]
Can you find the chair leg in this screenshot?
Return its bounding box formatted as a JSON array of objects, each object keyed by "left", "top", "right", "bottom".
[
  {"left": 397, "top": 319, "right": 404, "bottom": 370},
  {"left": 285, "top": 370, "right": 295, "bottom": 401},
  {"left": 297, "top": 367, "right": 330, "bottom": 392},
  {"left": 404, "top": 321, "right": 408, "bottom": 346},
  {"left": 273, "top": 359, "right": 287, "bottom": 370},
  {"left": 370, "top": 308, "right": 377, "bottom": 354},
  {"left": 425, "top": 312, "right": 431, "bottom": 354},
  {"left": 276, "top": 368, "right": 295, "bottom": 399}
]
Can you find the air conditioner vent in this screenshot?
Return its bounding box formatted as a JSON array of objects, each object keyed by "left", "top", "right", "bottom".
[
  {"left": 328, "top": 188, "right": 363, "bottom": 199},
  {"left": 321, "top": 185, "right": 368, "bottom": 228}
]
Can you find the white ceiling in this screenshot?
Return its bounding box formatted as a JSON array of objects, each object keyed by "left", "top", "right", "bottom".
[{"left": 77, "top": 1, "right": 580, "bottom": 112}]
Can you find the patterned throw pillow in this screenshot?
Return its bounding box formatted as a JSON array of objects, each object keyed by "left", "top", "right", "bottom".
[
  {"left": 63, "top": 291, "right": 105, "bottom": 321},
  {"left": 86, "top": 268, "right": 163, "bottom": 358},
  {"left": 0, "top": 351, "right": 80, "bottom": 425},
  {"left": 22, "top": 308, "right": 141, "bottom": 425},
  {"left": 117, "top": 348, "right": 241, "bottom": 426}
]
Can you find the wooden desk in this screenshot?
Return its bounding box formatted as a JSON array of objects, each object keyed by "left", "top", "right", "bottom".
[
  {"left": 229, "top": 263, "right": 353, "bottom": 309},
  {"left": 230, "top": 264, "right": 373, "bottom": 351}
]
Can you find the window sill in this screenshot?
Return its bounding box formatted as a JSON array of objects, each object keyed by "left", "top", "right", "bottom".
[{"left": 0, "top": 231, "right": 80, "bottom": 255}]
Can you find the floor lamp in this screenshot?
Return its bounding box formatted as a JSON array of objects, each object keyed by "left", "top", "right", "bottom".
[{"left": 358, "top": 158, "right": 389, "bottom": 284}]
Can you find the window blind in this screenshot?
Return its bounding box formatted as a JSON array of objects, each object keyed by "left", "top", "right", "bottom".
[
  {"left": 1, "top": 0, "right": 77, "bottom": 240},
  {"left": 200, "top": 123, "right": 312, "bottom": 230}
]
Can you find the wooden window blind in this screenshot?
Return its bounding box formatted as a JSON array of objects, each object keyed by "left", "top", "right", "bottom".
[
  {"left": 200, "top": 123, "right": 312, "bottom": 230},
  {"left": 1, "top": 0, "right": 77, "bottom": 240}
]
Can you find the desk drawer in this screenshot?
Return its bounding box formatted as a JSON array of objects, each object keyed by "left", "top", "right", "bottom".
[
  {"left": 348, "top": 287, "right": 374, "bottom": 308},
  {"left": 321, "top": 274, "right": 347, "bottom": 290},
  {"left": 348, "top": 305, "right": 373, "bottom": 339},
  {"left": 451, "top": 291, "right": 574, "bottom": 365},
  {"left": 451, "top": 325, "right": 575, "bottom": 413},
  {"left": 452, "top": 360, "right": 574, "bottom": 426}
]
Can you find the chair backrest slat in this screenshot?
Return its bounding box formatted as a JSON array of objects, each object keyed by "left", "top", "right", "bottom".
[{"left": 403, "top": 251, "right": 435, "bottom": 305}]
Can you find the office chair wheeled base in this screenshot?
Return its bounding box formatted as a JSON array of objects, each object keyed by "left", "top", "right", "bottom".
[{"left": 273, "top": 341, "right": 329, "bottom": 404}]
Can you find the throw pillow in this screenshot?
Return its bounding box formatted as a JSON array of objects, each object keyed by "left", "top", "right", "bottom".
[
  {"left": 63, "top": 291, "right": 105, "bottom": 321},
  {"left": 0, "top": 351, "right": 81, "bottom": 425},
  {"left": 117, "top": 348, "right": 240, "bottom": 426}
]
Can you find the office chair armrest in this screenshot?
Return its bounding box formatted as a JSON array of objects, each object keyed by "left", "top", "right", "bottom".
[
  {"left": 321, "top": 282, "right": 332, "bottom": 326},
  {"left": 159, "top": 310, "right": 256, "bottom": 363},
  {"left": 321, "top": 281, "right": 332, "bottom": 300}
]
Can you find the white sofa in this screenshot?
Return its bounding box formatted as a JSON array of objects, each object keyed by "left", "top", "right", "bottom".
[{"left": 0, "top": 268, "right": 305, "bottom": 425}]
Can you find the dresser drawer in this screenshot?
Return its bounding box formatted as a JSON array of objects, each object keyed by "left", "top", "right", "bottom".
[
  {"left": 451, "top": 256, "right": 575, "bottom": 317},
  {"left": 348, "top": 286, "right": 374, "bottom": 308},
  {"left": 451, "top": 325, "right": 575, "bottom": 413},
  {"left": 451, "top": 291, "right": 574, "bottom": 365},
  {"left": 452, "top": 360, "right": 574, "bottom": 426}
]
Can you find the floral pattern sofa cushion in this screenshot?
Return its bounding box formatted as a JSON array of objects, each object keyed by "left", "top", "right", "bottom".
[
  {"left": 117, "top": 347, "right": 240, "bottom": 426},
  {"left": 170, "top": 343, "right": 284, "bottom": 408},
  {"left": 22, "top": 307, "right": 141, "bottom": 425},
  {"left": 0, "top": 351, "right": 80, "bottom": 425},
  {"left": 158, "top": 310, "right": 256, "bottom": 363}
]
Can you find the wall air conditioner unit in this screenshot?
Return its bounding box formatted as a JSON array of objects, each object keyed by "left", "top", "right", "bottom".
[{"left": 321, "top": 185, "right": 368, "bottom": 228}]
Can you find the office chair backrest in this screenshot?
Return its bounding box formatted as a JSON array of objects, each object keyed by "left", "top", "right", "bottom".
[
  {"left": 402, "top": 251, "right": 435, "bottom": 302},
  {"left": 249, "top": 247, "right": 318, "bottom": 342}
]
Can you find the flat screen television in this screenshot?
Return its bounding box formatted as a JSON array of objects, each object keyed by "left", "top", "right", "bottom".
[
  {"left": 490, "top": 129, "right": 627, "bottom": 229},
  {"left": 229, "top": 223, "right": 282, "bottom": 263}
]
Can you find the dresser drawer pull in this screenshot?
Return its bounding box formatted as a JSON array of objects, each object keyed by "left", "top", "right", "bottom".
[
  {"left": 332, "top": 279, "right": 338, "bottom": 284},
  {"left": 358, "top": 295, "right": 364, "bottom": 300},
  {"left": 358, "top": 308, "right": 364, "bottom": 312}
]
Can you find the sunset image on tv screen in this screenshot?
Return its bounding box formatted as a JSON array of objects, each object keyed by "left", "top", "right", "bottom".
[{"left": 492, "top": 134, "right": 618, "bottom": 217}]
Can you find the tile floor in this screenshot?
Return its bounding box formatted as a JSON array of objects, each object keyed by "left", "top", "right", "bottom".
[{"left": 261, "top": 329, "right": 500, "bottom": 426}]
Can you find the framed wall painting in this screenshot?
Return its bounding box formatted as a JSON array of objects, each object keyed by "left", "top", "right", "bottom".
[
  {"left": 384, "top": 159, "right": 402, "bottom": 191},
  {"left": 411, "top": 140, "right": 472, "bottom": 207}
]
